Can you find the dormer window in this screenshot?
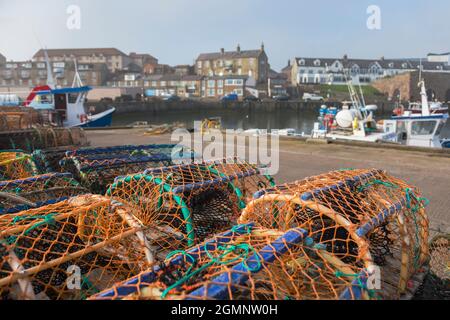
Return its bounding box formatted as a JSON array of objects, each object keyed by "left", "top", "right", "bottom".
[
  {"left": 299, "top": 59, "right": 305, "bottom": 66},
  {"left": 402, "top": 63, "right": 408, "bottom": 68},
  {"left": 388, "top": 62, "right": 394, "bottom": 68},
  {"left": 437, "top": 65, "right": 443, "bottom": 70},
  {"left": 314, "top": 59, "right": 321, "bottom": 66}
]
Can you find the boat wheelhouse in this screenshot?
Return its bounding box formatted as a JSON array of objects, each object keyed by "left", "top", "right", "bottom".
[{"left": 24, "top": 85, "right": 115, "bottom": 128}]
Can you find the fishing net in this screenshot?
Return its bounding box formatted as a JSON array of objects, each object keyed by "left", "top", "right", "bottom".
[
  {"left": 107, "top": 159, "right": 276, "bottom": 248},
  {"left": 239, "top": 169, "right": 429, "bottom": 300},
  {"left": 61, "top": 144, "right": 194, "bottom": 194},
  {"left": 91, "top": 223, "right": 375, "bottom": 300},
  {"left": 0, "top": 194, "right": 157, "bottom": 300},
  {"left": 0, "top": 150, "right": 38, "bottom": 181},
  {"left": 32, "top": 147, "right": 77, "bottom": 174},
  {"left": 0, "top": 127, "right": 88, "bottom": 152},
  {"left": 414, "top": 234, "right": 449, "bottom": 300},
  {"left": 0, "top": 173, "right": 88, "bottom": 214}
]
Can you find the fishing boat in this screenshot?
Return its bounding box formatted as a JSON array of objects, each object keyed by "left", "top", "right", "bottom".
[
  {"left": 22, "top": 51, "right": 115, "bottom": 128},
  {"left": 382, "top": 80, "right": 449, "bottom": 148},
  {"left": 311, "top": 78, "right": 449, "bottom": 149}
]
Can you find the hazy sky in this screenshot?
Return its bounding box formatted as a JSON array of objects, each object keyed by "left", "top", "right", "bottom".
[{"left": 1, "top": 0, "right": 449, "bottom": 70}]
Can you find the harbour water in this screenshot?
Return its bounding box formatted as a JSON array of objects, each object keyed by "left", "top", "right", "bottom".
[{"left": 112, "top": 108, "right": 450, "bottom": 138}]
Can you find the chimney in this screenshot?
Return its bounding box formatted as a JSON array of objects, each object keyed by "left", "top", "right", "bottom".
[
  {"left": 380, "top": 56, "right": 385, "bottom": 61},
  {"left": 261, "top": 42, "right": 265, "bottom": 51},
  {"left": 343, "top": 54, "right": 348, "bottom": 61},
  {"left": 287, "top": 59, "right": 291, "bottom": 67},
  {"left": 237, "top": 44, "right": 241, "bottom": 53},
  {"left": 221, "top": 48, "right": 225, "bottom": 55}
]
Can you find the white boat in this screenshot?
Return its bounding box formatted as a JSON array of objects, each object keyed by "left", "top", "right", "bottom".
[
  {"left": 311, "top": 78, "right": 449, "bottom": 149},
  {"left": 22, "top": 51, "right": 115, "bottom": 128},
  {"left": 382, "top": 80, "right": 449, "bottom": 148}
]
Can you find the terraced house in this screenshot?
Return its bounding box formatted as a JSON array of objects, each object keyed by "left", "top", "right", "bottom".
[
  {"left": 195, "top": 44, "right": 269, "bottom": 84},
  {"left": 33, "top": 48, "right": 133, "bottom": 73},
  {"left": 290, "top": 55, "right": 450, "bottom": 86}
]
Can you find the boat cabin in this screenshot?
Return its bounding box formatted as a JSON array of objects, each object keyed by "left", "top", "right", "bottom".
[
  {"left": 29, "top": 86, "right": 92, "bottom": 127},
  {"left": 384, "top": 114, "right": 448, "bottom": 148}
]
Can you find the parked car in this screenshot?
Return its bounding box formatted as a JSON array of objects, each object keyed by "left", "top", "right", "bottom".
[
  {"left": 163, "top": 94, "right": 180, "bottom": 102},
  {"left": 273, "top": 94, "right": 290, "bottom": 101},
  {"left": 303, "top": 93, "right": 324, "bottom": 102},
  {"left": 243, "top": 95, "right": 260, "bottom": 102},
  {"left": 221, "top": 93, "right": 239, "bottom": 101}
]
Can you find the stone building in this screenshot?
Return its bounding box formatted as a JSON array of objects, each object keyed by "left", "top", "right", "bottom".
[
  {"left": 372, "top": 70, "right": 450, "bottom": 102},
  {"left": 195, "top": 44, "right": 269, "bottom": 83},
  {"left": 33, "top": 48, "right": 133, "bottom": 73},
  {"left": 129, "top": 52, "right": 158, "bottom": 68}
]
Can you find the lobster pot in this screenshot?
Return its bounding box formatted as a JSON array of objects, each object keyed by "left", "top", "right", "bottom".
[
  {"left": 0, "top": 111, "right": 34, "bottom": 132},
  {"left": 205, "top": 159, "right": 276, "bottom": 204},
  {"left": 32, "top": 147, "right": 78, "bottom": 174},
  {"left": 0, "top": 128, "right": 88, "bottom": 152},
  {"left": 65, "top": 144, "right": 193, "bottom": 160},
  {"left": 0, "top": 173, "right": 88, "bottom": 214},
  {"left": 62, "top": 154, "right": 176, "bottom": 194},
  {"left": 91, "top": 223, "right": 375, "bottom": 300},
  {"left": 0, "top": 195, "right": 156, "bottom": 300},
  {"left": 107, "top": 160, "right": 274, "bottom": 248},
  {"left": 239, "top": 169, "right": 429, "bottom": 300},
  {"left": 0, "top": 150, "right": 38, "bottom": 181}
]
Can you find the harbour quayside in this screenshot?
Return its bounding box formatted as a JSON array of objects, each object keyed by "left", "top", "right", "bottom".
[
  {"left": 311, "top": 77, "right": 450, "bottom": 149},
  {"left": 3, "top": 51, "right": 115, "bottom": 128}
]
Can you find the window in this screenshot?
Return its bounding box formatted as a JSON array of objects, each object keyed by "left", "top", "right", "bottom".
[
  {"left": 37, "top": 63, "right": 46, "bottom": 69},
  {"left": 207, "top": 88, "right": 215, "bottom": 96},
  {"left": 314, "top": 59, "right": 321, "bottom": 66},
  {"left": 411, "top": 121, "right": 437, "bottom": 135},
  {"left": 68, "top": 93, "right": 79, "bottom": 103},
  {"left": 233, "top": 89, "right": 243, "bottom": 96},
  {"left": 217, "top": 80, "right": 223, "bottom": 88},
  {"left": 197, "top": 61, "right": 202, "bottom": 69},
  {"left": 217, "top": 88, "right": 223, "bottom": 95},
  {"left": 151, "top": 81, "right": 157, "bottom": 87},
  {"left": 207, "top": 80, "right": 215, "bottom": 88},
  {"left": 299, "top": 59, "right": 305, "bottom": 66},
  {"left": 160, "top": 81, "right": 166, "bottom": 87}
]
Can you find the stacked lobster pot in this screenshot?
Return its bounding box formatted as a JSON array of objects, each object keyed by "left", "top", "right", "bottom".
[
  {"left": 61, "top": 144, "right": 196, "bottom": 194},
  {"left": 0, "top": 195, "right": 158, "bottom": 300},
  {"left": 239, "top": 168, "right": 430, "bottom": 299},
  {"left": 0, "top": 150, "right": 38, "bottom": 181},
  {"left": 0, "top": 173, "right": 88, "bottom": 214},
  {"left": 106, "top": 159, "right": 276, "bottom": 256},
  {"left": 90, "top": 223, "right": 374, "bottom": 300}
]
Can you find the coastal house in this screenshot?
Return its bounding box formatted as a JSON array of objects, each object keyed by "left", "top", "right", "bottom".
[
  {"left": 201, "top": 75, "right": 252, "bottom": 98},
  {"left": 195, "top": 44, "right": 269, "bottom": 83},
  {"left": 290, "top": 55, "right": 450, "bottom": 86},
  {"left": 33, "top": 48, "right": 134, "bottom": 73},
  {"left": 427, "top": 52, "right": 450, "bottom": 65},
  {"left": 0, "top": 60, "right": 109, "bottom": 87}
]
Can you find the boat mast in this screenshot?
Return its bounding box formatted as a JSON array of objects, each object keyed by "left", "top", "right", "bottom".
[
  {"left": 418, "top": 59, "right": 430, "bottom": 116},
  {"left": 72, "top": 59, "right": 84, "bottom": 88},
  {"left": 44, "top": 49, "right": 55, "bottom": 89}
]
